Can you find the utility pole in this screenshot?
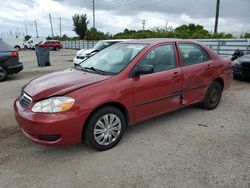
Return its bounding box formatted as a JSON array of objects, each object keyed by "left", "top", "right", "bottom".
[
  {"left": 214, "top": 0, "right": 220, "bottom": 33},
  {"left": 35, "top": 20, "right": 38, "bottom": 37},
  {"left": 59, "top": 17, "right": 62, "bottom": 37},
  {"left": 16, "top": 28, "right": 19, "bottom": 38},
  {"left": 142, "top": 19, "right": 145, "bottom": 30},
  {"left": 25, "top": 24, "right": 28, "bottom": 36},
  {"left": 49, "top": 13, "right": 54, "bottom": 37},
  {"left": 93, "top": 0, "right": 95, "bottom": 28}
]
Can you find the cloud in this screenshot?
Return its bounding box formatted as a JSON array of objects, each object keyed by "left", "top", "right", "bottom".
[{"left": 0, "top": 0, "right": 249, "bottom": 38}]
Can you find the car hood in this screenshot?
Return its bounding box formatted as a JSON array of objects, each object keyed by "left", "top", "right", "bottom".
[
  {"left": 77, "top": 48, "right": 95, "bottom": 56},
  {"left": 238, "top": 55, "right": 250, "bottom": 62},
  {"left": 24, "top": 68, "right": 111, "bottom": 100}
]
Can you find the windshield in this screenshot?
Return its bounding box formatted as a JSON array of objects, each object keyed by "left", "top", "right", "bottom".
[{"left": 79, "top": 43, "right": 147, "bottom": 75}]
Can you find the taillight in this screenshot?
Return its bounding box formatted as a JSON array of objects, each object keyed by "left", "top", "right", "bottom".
[{"left": 11, "top": 51, "right": 18, "bottom": 57}]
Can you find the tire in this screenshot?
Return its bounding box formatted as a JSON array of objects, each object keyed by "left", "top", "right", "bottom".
[
  {"left": 84, "top": 106, "right": 126, "bottom": 151},
  {"left": 0, "top": 66, "right": 8, "bottom": 82},
  {"left": 201, "top": 81, "right": 222, "bottom": 110},
  {"left": 55, "top": 47, "right": 60, "bottom": 51},
  {"left": 14, "top": 46, "right": 21, "bottom": 50}
]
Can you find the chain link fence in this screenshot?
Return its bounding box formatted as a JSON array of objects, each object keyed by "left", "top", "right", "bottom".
[
  {"left": 60, "top": 40, "right": 98, "bottom": 50},
  {"left": 61, "top": 39, "right": 250, "bottom": 56}
]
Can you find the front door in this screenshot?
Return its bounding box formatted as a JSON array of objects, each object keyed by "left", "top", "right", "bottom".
[{"left": 132, "top": 43, "right": 182, "bottom": 121}]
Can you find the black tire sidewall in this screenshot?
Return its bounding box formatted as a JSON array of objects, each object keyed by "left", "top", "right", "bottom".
[
  {"left": 85, "top": 106, "right": 126, "bottom": 151},
  {"left": 0, "top": 66, "right": 7, "bottom": 82},
  {"left": 15, "top": 46, "right": 21, "bottom": 50},
  {"left": 202, "top": 81, "right": 222, "bottom": 110}
]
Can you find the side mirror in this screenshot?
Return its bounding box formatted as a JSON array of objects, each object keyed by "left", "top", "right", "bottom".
[{"left": 134, "top": 65, "right": 154, "bottom": 76}]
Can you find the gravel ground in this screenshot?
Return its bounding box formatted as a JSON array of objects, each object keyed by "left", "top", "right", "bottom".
[{"left": 0, "top": 50, "right": 249, "bottom": 188}]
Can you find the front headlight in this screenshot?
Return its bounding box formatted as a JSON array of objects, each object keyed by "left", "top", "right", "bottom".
[
  {"left": 233, "top": 60, "right": 241, "bottom": 66},
  {"left": 32, "top": 97, "right": 75, "bottom": 113}
]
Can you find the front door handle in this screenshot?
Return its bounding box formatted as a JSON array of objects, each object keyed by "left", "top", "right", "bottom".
[{"left": 172, "top": 72, "right": 181, "bottom": 79}]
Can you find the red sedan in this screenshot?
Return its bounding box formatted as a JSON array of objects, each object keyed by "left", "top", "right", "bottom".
[
  {"left": 37, "top": 40, "right": 63, "bottom": 51},
  {"left": 14, "top": 39, "right": 232, "bottom": 150}
]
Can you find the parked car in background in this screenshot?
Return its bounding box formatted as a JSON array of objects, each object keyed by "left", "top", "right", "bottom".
[
  {"left": 37, "top": 40, "right": 63, "bottom": 51},
  {"left": 73, "top": 39, "right": 128, "bottom": 65},
  {"left": 2, "top": 37, "right": 25, "bottom": 50},
  {"left": 14, "top": 39, "right": 232, "bottom": 151},
  {"left": 232, "top": 51, "right": 250, "bottom": 79},
  {"left": 0, "top": 39, "right": 23, "bottom": 81},
  {"left": 23, "top": 37, "right": 46, "bottom": 49}
]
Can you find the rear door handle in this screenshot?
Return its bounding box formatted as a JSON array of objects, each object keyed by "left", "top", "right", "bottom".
[{"left": 207, "top": 64, "right": 213, "bottom": 69}]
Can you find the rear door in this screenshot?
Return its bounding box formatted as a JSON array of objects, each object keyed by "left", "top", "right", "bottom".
[
  {"left": 177, "top": 43, "right": 213, "bottom": 104},
  {"left": 133, "top": 43, "right": 182, "bottom": 121}
]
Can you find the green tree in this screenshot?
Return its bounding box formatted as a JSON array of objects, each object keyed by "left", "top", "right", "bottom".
[
  {"left": 24, "top": 35, "right": 31, "bottom": 41},
  {"left": 174, "top": 24, "right": 209, "bottom": 39},
  {"left": 244, "top": 33, "right": 250, "bottom": 38},
  {"left": 85, "top": 28, "right": 110, "bottom": 40},
  {"left": 72, "top": 14, "right": 88, "bottom": 39}
]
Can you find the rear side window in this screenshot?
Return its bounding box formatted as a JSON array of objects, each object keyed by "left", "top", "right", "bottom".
[
  {"left": 138, "top": 44, "right": 177, "bottom": 73},
  {"left": 179, "top": 44, "right": 210, "bottom": 66},
  {"left": 0, "top": 40, "right": 14, "bottom": 51}
]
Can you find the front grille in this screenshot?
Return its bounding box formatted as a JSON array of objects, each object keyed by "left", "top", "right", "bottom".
[
  {"left": 19, "top": 91, "right": 32, "bottom": 108},
  {"left": 241, "top": 62, "right": 250, "bottom": 68}
]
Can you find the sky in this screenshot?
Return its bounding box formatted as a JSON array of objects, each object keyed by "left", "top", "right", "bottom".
[{"left": 0, "top": 0, "right": 249, "bottom": 38}]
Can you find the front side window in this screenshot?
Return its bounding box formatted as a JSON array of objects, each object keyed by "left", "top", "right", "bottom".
[
  {"left": 79, "top": 43, "right": 147, "bottom": 75},
  {"left": 138, "top": 44, "right": 177, "bottom": 73},
  {"left": 179, "top": 44, "right": 210, "bottom": 66}
]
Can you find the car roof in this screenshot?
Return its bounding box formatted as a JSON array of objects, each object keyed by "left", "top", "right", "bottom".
[
  {"left": 46, "top": 40, "right": 60, "bottom": 42},
  {"left": 120, "top": 38, "right": 195, "bottom": 45},
  {"left": 100, "top": 39, "right": 129, "bottom": 42}
]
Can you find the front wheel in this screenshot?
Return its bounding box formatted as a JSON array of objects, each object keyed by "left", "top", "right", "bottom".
[
  {"left": 0, "top": 66, "right": 7, "bottom": 82},
  {"left": 84, "top": 106, "right": 126, "bottom": 151},
  {"left": 201, "top": 81, "right": 222, "bottom": 110}
]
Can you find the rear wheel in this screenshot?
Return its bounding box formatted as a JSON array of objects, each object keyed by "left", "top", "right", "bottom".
[
  {"left": 55, "top": 47, "right": 60, "bottom": 51},
  {"left": 0, "top": 66, "right": 7, "bottom": 82},
  {"left": 201, "top": 81, "right": 222, "bottom": 110},
  {"left": 84, "top": 106, "right": 126, "bottom": 151}
]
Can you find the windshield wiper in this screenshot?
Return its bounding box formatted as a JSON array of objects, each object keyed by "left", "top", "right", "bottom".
[
  {"left": 82, "top": 67, "right": 106, "bottom": 75},
  {"left": 74, "top": 63, "right": 84, "bottom": 71}
]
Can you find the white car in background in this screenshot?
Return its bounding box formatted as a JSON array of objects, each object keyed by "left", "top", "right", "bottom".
[
  {"left": 73, "top": 39, "right": 128, "bottom": 65},
  {"left": 2, "top": 37, "right": 25, "bottom": 50},
  {"left": 23, "top": 37, "right": 46, "bottom": 49}
]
